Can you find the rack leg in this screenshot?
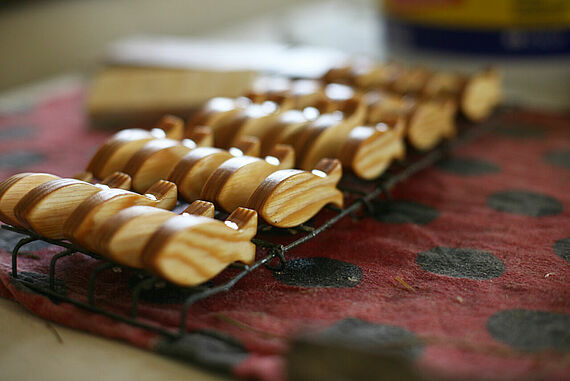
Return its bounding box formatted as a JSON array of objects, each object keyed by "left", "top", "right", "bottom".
[
  {"left": 264, "top": 246, "right": 286, "bottom": 272},
  {"left": 11, "top": 237, "right": 38, "bottom": 279},
  {"left": 87, "top": 262, "right": 115, "bottom": 306},
  {"left": 130, "top": 276, "right": 157, "bottom": 319},
  {"left": 49, "top": 249, "right": 75, "bottom": 290},
  {"left": 178, "top": 253, "right": 276, "bottom": 336}
]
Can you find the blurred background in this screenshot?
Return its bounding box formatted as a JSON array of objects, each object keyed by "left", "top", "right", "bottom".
[{"left": 1, "top": 0, "right": 569, "bottom": 109}]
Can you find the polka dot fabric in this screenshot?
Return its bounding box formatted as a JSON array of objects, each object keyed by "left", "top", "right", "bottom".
[{"left": 0, "top": 89, "right": 568, "bottom": 381}]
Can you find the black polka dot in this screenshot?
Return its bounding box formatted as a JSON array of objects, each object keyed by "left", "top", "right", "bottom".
[
  {"left": 494, "top": 123, "right": 545, "bottom": 139},
  {"left": 487, "top": 190, "right": 562, "bottom": 217},
  {"left": 544, "top": 149, "right": 570, "bottom": 170},
  {"left": 156, "top": 330, "right": 248, "bottom": 372},
  {"left": 11, "top": 271, "right": 66, "bottom": 295},
  {"left": 274, "top": 257, "right": 362, "bottom": 288},
  {"left": 437, "top": 157, "right": 499, "bottom": 175},
  {"left": 0, "top": 228, "right": 52, "bottom": 253},
  {"left": 417, "top": 247, "right": 505, "bottom": 279},
  {"left": 0, "top": 150, "right": 45, "bottom": 169},
  {"left": 373, "top": 200, "right": 439, "bottom": 225},
  {"left": 0, "top": 125, "right": 36, "bottom": 140},
  {"left": 553, "top": 238, "right": 570, "bottom": 262},
  {"left": 487, "top": 309, "right": 570, "bottom": 352},
  {"left": 317, "top": 318, "right": 423, "bottom": 359},
  {"left": 128, "top": 274, "right": 213, "bottom": 304}
]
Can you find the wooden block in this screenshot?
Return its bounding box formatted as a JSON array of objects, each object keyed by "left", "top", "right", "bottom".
[
  {"left": 338, "top": 119, "right": 406, "bottom": 180},
  {"left": 294, "top": 93, "right": 366, "bottom": 170},
  {"left": 354, "top": 62, "right": 403, "bottom": 89},
  {"left": 94, "top": 206, "right": 178, "bottom": 268},
  {"left": 390, "top": 66, "right": 432, "bottom": 95},
  {"left": 422, "top": 71, "right": 464, "bottom": 99},
  {"left": 460, "top": 68, "right": 502, "bottom": 122},
  {"left": 93, "top": 200, "right": 219, "bottom": 269},
  {"left": 213, "top": 101, "right": 282, "bottom": 149},
  {"left": 13, "top": 179, "right": 107, "bottom": 239},
  {"left": 230, "top": 136, "right": 261, "bottom": 158},
  {"left": 326, "top": 62, "right": 501, "bottom": 122},
  {"left": 407, "top": 98, "right": 457, "bottom": 151},
  {"left": 247, "top": 77, "right": 326, "bottom": 110},
  {"left": 186, "top": 97, "right": 252, "bottom": 131},
  {"left": 321, "top": 65, "right": 355, "bottom": 85},
  {"left": 0, "top": 173, "right": 61, "bottom": 227},
  {"left": 63, "top": 180, "right": 177, "bottom": 252},
  {"left": 248, "top": 158, "right": 343, "bottom": 228},
  {"left": 259, "top": 109, "right": 315, "bottom": 155},
  {"left": 88, "top": 67, "right": 256, "bottom": 128},
  {"left": 98, "top": 171, "right": 132, "bottom": 190},
  {"left": 168, "top": 147, "right": 234, "bottom": 202},
  {"left": 122, "top": 138, "right": 199, "bottom": 193},
  {"left": 180, "top": 199, "right": 215, "bottom": 218},
  {"left": 289, "top": 79, "right": 326, "bottom": 109},
  {"left": 185, "top": 125, "right": 214, "bottom": 147},
  {"left": 85, "top": 115, "right": 184, "bottom": 180},
  {"left": 7, "top": 171, "right": 135, "bottom": 238},
  {"left": 201, "top": 145, "right": 294, "bottom": 212},
  {"left": 365, "top": 90, "right": 457, "bottom": 151},
  {"left": 364, "top": 90, "right": 416, "bottom": 124},
  {"left": 167, "top": 135, "right": 263, "bottom": 203},
  {"left": 246, "top": 77, "right": 295, "bottom": 110},
  {"left": 142, "top": 206, "right": 257, "bottom": 287}
]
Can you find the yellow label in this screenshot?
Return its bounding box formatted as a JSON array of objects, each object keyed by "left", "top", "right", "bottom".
[{"left": 383, "top": 0, "right": 570, "bottom": 28}]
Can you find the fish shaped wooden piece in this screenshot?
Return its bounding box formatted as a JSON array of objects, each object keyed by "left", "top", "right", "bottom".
[
  {"left": 0, "top": 173, "right": 61, "bottom": 227},
  {"left": 247, "top": 158, "right": 343, "bottom": 227},
  {"left": 63, "top": 180, "right": 177, "bottom": 252},
  {"left": 85, "top": 115, "right": 184, "bottom": 180},
  {"left": 142, "top": 206, "right": 257, "bottom": 287},
  {"left": 201, "top": 145, "right": 294, "bottom": 212}
]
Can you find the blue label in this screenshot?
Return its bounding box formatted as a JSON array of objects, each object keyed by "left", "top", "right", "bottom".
[{"left": 386, "top": 17, "right": 570, "bottom": 57}]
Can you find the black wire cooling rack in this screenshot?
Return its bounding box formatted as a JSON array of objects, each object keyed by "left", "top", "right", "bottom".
[{"left": 3, "top": 118, "right": 494, "bottom": 340}]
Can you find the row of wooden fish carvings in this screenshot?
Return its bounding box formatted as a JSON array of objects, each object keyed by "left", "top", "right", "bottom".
[{"left": 0, "top": 62, "right": 501, "bottom": 287}]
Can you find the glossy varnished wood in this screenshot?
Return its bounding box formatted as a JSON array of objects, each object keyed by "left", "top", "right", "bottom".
[
  {"left": 258, "top": 109, "right": 315, "bottom": 155},
  {"left": 186, "top": 97, "right": 251, "bottom": 132},
  {"left": 168, "top": 147, "right": 234, "bottom": 203},
  {"left": 142, "top": 206, "right": 257, "bottom": 287},
  {"left": 294, "top": 107, "right": 364, "bottom": 170},
  {"left": 63, "top": 180, "right": 177, "bottom": 252},
  {"left": 324, "top": 62, "right": 501, "bottom": 122},
  {"left": 0, "top": 173, "right": 61, "bottom": 227},
  {"left": 460, "top": 68, "right": 502, "bottom": 122},
  {"left": 94, "top": 201, "right": 213, "bottom": 267},
  {"left": 122, "top": 138, "right": 198, "bottom": 193},
  {"left": 94, "top": 205, "right": 177, "bottom": 268},
  {"left": 201, "top": 145, "right": 294, "bottom": 212},
  {"left": 407, "top": 98, "right": 457, "bottom": 151},
  {"left": 85, "top": 115, "right": 184, "bottom": 180},
  {"left": 364, "top": 90, "right": 457, "bottom": 151},
  {"left": 247, "top": 158, "right": 343, "bottom": 227},
  {"left": 13, "top": 179, "right": 107, "bottom": 239},
  {"left": 213, "top": 101, "right": 281, "bottom": 149},
  {"left": 338, "top": 119, "right": 406, "bottom": 180}
]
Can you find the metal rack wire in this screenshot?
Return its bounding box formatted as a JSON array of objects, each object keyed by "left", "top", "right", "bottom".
[{"left": 3, "top": 118, "right": 492, "bottom": 340}]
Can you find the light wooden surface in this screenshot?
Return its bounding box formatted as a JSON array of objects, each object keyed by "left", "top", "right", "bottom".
[{"left": 0, "top": 298, "right": 228, "bottom": 381}]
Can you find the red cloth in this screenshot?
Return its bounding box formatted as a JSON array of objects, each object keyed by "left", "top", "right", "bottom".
[{"left": 0, "top": 88, "right": 568, "bottom": 380}]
